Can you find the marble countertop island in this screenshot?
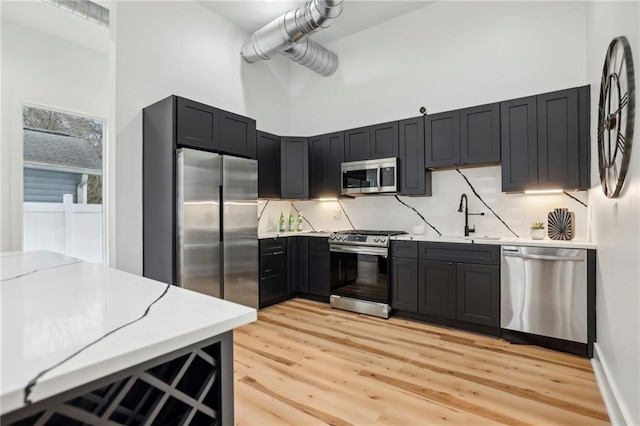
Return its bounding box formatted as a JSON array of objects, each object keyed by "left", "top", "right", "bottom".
[{"left": 1, "top": 251, "right": 256, "bottom": 422}]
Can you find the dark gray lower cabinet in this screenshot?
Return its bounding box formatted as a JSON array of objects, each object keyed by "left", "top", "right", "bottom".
[
  {"left": 456, "top": 263, "right": 500, "bottom": 327},
  {"left": 390, "top": 241, "right": 500, "bottom": 334},
  {"left": 308, "top": 238, "right": 330, "bottom": 298},
  {"left": 418, "top": 260, "right": 456, "bottom": 320},
  {"left": 259, "top": 238, "right": 288, "bottom": 308},
  {"left": 288, "top": 237, "right": 308, "bottom": 294},
  {"left": 390, "top": 257, "right": 418, "bottom": 312}
]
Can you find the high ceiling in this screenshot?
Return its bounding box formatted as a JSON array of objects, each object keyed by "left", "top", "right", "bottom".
[
  {"left": 200, "top": 1, "right": 434, "bottom": 45},
  {"left": 1, "top": 1, "right": 109, "bottom": 55}
]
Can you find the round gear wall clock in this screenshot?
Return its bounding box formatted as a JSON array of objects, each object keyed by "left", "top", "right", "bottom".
[{"left": 598, "top": 36, "right": 635, "bottom": 198}]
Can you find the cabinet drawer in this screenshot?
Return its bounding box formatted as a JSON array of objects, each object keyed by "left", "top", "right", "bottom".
[
  {"left": 260, "top": 252, "right": 287, "bottom": 278},
  {"left": 391, "top": 241, "right": 418, "bottom": 259},
  {"left": 418, "top": 242, "right": 500, "bottom": 265},
  {"left": 308, "top": 237, "right": 329, "bottom": 252},
  {"left": 260, "top": 275, "right": 287, "bottom": 305},
  {"left": 260, "top": 238, "right": 287, "bottom": 254}
]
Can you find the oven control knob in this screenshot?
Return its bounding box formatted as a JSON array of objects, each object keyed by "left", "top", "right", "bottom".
[
  {"left": 373, "top": 237, "right": 379, "bottom": 242},
  {"left": 330, "top": 235, "right": 335, "bottom": 240},
  {"left": 342, "top": 236, "right": 347, "bottom": 241},
  {"left": 381, "top": 238, "right": 387, "bottom": 243}
]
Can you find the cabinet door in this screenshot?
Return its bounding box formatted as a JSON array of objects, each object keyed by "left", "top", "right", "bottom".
[
  {"left": 309, "top": 135, "right": 328, "bottom": 198},
  {"left": 176, "top": 97, "right": 219, "bottom": 150},
  {"left": 456, "top": 263, "right": 499, "bottom": 327},
  {"left": 281, "top": 137, "right": 309, "bottom": 199},
  {"left": 501, "top": 96, "right": 538, "bottom": 192},
  {"left": 425, "top": 111, "right": 460, "bottom": 168},
  {"left": 287, "top": 237, "right": 309, "bottom": 294},
  {"left": 390, "top": 257, "right": 418, "bottom": 313},
  {"left": 344, "top": 127, "right": 371, "bottom": 162},
  {"left": 257, "top": 131, "right": 280, "bottom": 198},
  {"left": 370, "top": 121, "right": 399, "bottom": 159},
  {"left": 418, "top": 260, "right": 456, "bottom": 319},
  {"left": 537, "top": 88, "right": 580, "bottom": 190},
  {"left": 218, "top": 110, "right": 257, "bottom": 159},
  {"left": 308, "top": 250, "right": 330, "bottom": 298},
  {"left": 460, "top": 103, "right": 500, "bottom": 165},
  {"left": 260, "top": 275, "right": 287, "bottom": 307},
  {"left": 327, "top": 132, "right": 345, "bottom": 197},
  {"left": 398, "top": 117, "right": 430, "bottom": 196}
]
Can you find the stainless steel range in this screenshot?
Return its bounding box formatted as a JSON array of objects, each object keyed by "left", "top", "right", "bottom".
[{"left": 329, "top": 230, "right": 406, "bottom": 318}]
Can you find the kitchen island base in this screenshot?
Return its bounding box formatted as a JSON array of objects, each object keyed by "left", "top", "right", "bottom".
[{"left": 1, "top": 331, "right": 233, "bottom": 426}]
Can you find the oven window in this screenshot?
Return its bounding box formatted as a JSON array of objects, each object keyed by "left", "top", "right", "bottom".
[
  {"left": 343, "top": 169, "right": 378, "bottom": 189},
  {"left": 331, "top": 252, "right": 389, "bottom": 303}
]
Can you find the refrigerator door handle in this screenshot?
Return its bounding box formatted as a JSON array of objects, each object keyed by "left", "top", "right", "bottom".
[{"left": 176, "top": 149, "right": 185, "bottom": 287}]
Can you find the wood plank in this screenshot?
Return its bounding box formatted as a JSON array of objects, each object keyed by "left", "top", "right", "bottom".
[{"left": 234, "top": 298, "right": 609, "bottom": 425}]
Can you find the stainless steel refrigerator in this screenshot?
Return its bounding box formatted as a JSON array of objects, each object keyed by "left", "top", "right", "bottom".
[{"left": 176, "top": 148, "right": 259, "bottom": 309}]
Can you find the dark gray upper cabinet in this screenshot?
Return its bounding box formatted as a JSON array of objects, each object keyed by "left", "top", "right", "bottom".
[
  {"left": 456, "top": 263, "right": 500, "bottom": 327},
  {"left": 257, "top": 131, "right": 280, "bottom": 199},
  {"left": 426, "top": 104, "right": 501, "bottom": 169},
  {"left": 501, "top": 96, "right": 538, "bottom": 192},
  {"left": 398, "top": 116, "right": 431, "bottom": 196},
  {"left": 537, "top": 88, "right": 580, "bottom": 190},
  {"left": 309, "top": 131, "right": 345, "bottom": 198},
  {"left": 344, "top": 126, "right": 371, "bottom": 161},
  {"left": 501, "top": 86, "right": 590, "bottom": 192},
  {"left": 218, "top": 109, "right": 257, "bottom": 159},
  {"left": 425, "top": 110, "right": 460, "bottom": 168},
  {"left": 177, "top": 97, "right": 220, "bottom": 151},
  {"left": 370, "top": 121, "right": 399, "bottom": 159},
  {"left": 460, "top": 103, "right": 500, "bottom": 165},
  {"left": 281, "top": 137, "right": 309, "bottom": 199}
]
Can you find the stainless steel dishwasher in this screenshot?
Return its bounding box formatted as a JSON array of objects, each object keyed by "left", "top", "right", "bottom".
[{"left": 501, "top": 245, "right": 587, "bottom": 344}]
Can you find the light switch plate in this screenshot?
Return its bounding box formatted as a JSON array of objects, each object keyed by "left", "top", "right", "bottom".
[{"left": 333, "top": 209, "right": 341, "bottom": 220}]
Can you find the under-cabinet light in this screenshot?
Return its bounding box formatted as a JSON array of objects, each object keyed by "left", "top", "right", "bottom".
[
  {"left": 318, "top": 197, "right": 338, "bottom": 201},
  {"left": 524, "top": 189, "right": 563, "bottom": 195}
]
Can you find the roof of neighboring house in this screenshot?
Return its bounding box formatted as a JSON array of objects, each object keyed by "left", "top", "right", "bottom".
[{"left": 23, "top": 127, "right": 102, "bottom": 172}]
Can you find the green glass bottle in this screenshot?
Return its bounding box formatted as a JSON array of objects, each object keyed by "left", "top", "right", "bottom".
[
  {"left": 279, "top": 212, "right": 285, "bottom": 232},
  {"left": 288, "top": 212, "right": 294, "bottom": 232},
  {"left": 297, "top": 211, "right": 303, "bottom": 232}
]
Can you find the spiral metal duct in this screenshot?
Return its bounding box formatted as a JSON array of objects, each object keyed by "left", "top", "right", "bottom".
[{"left": 240, "top": 0, "right": 343, "bottom": 76}]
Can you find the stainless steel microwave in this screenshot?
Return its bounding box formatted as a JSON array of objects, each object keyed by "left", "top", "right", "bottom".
[{"left": 341, "top": 157, "right": 398, "bottom": 195}]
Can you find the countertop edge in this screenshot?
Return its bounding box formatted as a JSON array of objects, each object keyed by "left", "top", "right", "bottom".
[
  {"left": 391, "top": 234, "right": 597, "bottom": 250},
  {"left": 1, "top": 310, "right": 256, "bottom": 416}
]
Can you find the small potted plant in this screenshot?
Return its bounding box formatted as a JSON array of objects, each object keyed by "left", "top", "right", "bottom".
[{"left": 530, "top": 222, "right": 546, "bottom": 240}]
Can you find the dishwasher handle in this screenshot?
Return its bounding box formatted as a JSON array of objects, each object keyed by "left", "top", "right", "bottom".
[{"left": 502, "top": 252, "right": 584, "bottom": 262}]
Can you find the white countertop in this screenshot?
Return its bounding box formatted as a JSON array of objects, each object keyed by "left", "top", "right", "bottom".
[
  {"left": 0, "top": 251, "right": 256, "bottom": 415},
  {"left": 259, "top": 231, "right": 332, "bottom": 239},
  {"left": 392, "top": 234, "right": 596, "bottom": 249}
]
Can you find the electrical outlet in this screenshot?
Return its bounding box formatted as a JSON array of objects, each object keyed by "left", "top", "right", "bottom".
[{"left": 333, "top": 209, "right": 341, "bottom": 220}]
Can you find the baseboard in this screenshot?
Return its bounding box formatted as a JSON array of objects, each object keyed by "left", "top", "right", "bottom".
[{"left": 591, "top": 343, "right": 633, "bottom": 425}]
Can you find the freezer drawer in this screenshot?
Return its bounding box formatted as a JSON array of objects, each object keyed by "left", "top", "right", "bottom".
[{"left": 501, "top": 246, "right": 587, "bottom": 343}]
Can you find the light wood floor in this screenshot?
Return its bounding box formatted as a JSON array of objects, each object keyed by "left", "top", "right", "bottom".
[{"left": 233, "top": 298, "right": 608, "bottom": 425}]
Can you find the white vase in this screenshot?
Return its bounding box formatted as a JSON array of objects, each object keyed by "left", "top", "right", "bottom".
[{"left": 530, "top": 228, "right": 545, "bottom": 240}]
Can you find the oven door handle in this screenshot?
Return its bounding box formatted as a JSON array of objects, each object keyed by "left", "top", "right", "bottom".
[{"left": 330, "top": 245, "right": 388, "bottom": 257}]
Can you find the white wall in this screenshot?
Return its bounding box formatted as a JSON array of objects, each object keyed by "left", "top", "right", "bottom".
[
  {"left": 585, "top": 2, "right": 640, "bottom": 424},
  {"left": 114, "top": 1, "right": 293, "bottom": 274},
  {"left": 289, "top": 1, "right": 587, "bottom": 135},
  {"left": 0, "top": 3, "right": 108, "bottom": 252},
  {"left": 259, "top": 167, "right": 589, "bottom": 241}
]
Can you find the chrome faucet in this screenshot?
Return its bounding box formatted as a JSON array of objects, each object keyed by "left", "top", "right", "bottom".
[{"left": 458, "top": 193, "right": 484, "bottom": 237}]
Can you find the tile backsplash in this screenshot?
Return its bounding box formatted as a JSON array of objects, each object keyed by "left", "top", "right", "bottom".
[{"left": 258, "top": 166, "right": 589, "bottom": 240}]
